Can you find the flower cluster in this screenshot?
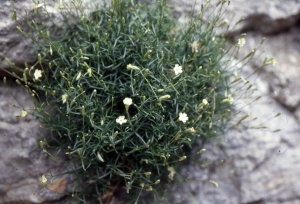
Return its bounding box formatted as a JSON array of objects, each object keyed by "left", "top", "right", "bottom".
[{"left": 9, "top": 0, "right": 240, "bottom": 203}]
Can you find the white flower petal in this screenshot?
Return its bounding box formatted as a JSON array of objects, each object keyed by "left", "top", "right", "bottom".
[
  {"left": 179, "top": 112, "right": 188, "bottom": 123},
  {"left": 173, "top": 64, "right": 183, "bottom": 75},
  {"left": 116, "top": 116, "right": 127, "bottom": 125},
  {"left": 34, "top": 69, "right": 42, "bottom": 80},
  {"left": 123, "top": 97, "right": 133, "bottom": 106},
  {"left": 61, "top": 94, "right": 68, "bottom": 104},
  {"left": 237, "top": 38, "right": 246, "bottom": 47}
]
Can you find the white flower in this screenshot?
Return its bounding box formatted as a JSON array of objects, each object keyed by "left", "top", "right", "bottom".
[
  {"left": 16, "top": 110, "right": 27, "bottom": 117},
  {"left": 116, "top": 116, "right": 127, "bottom": 125},
  {"left": 34, "top": 69, "right": 42, "bottom": 80},
  {"left": 237, "top": 38, "right": 246, "bottom": 47},
  {"left": 173, "top": 64, "right": 183, "bottom": 75},
  {"left": 123, "top": 97, "right": 133, "bottom": 106},
  {"left": 179, "top": 112, "right": 188, "bottom": 123},
  {"left": 61, "top": 94, "right": 68, "bottom": 104},
  {"left": 202, "top": 99, "right": 208, "bottom": 105},
  {"left": 41, "top": 174, "right": 47, "bottom": 184}
]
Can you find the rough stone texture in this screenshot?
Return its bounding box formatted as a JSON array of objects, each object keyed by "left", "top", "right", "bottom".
[
  {"left": 0, "top": 0, "right": 98, "bottom": 73},
  {"left": 0, "top": 82, "right": 75, "bottom": 204},
  {"left": 222, "top": 0, "right": 300, "bottom": 35},
  {"left": 0, "top": 0, "right": 36, "bottom": 72},
  {"left": 1, "top": 0, "right": 300, "bottom": 204},
  {"left": 242, "top": 30, "right": 300, "bottom": 120},
  {"left": 173, "top": 0, "right": 300, "bottom": 34}
]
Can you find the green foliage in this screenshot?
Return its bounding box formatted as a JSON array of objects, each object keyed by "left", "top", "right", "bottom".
[{"left": 5, "top": 0, "right": 249, "bottom": 203}]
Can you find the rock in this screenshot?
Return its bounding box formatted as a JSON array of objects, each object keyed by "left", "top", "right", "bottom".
[
  {"left": 0, "top": 0, "right": 97, "bottom": 73},
  {"left": 217, "top": 0, "right": 300, "bottom": 121},
  {"left": 173, "top": 0, "right": 300, "bottom": 34},
  {"left": 223, "top": 0, "right": 300, "bottom": 35},
  {"left": 0, "top": 0, "right": 36, "bottom": 73},
  {"left": 0, "top": 81, "right": 73, "bottom": 203},
  {"left": 242, "top": 29, "right": 300, "bottom": 115}
]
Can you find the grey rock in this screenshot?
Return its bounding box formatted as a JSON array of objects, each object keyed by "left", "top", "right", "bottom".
[
  {"left": 0, "top": 0, "right": 97, "bottom": 72},
  {"left": 0, "top": 0, "right": 36, "bottom": 72},
  {"left": 223, "top": 0, "right": 300, "bottom": 35},
  {"left": 0, "top": 82, "right": 74, "bottom": 203},
  {"left": 238, "top": 29, "right": 300, "bottom": 113},
  {"left": 173, "top": 0, "right": 300, "bottom": 34}
]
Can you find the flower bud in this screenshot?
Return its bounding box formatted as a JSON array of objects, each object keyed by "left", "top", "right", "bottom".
[
  {"left": 209, "top": 180, "right": 218, "bottom": 187},
  {"left": 197, "top": 149, "right": 206, "bottom": 154},
  {"left": 90, "top": 112, "right": 94, "bottom": 120},
  {"left": 157, "top": 94, "right": 171, "bottom": 102},
  {"left": 70, "top": 99, "right": 75, "bottom": 108},
  {"left": 38, "top": 53, "right": 42, "bottom": 64},
  {"left": 126, "top": 64, "right": 140, "bottom": 71},
  {"left": 76, "top": 71, "right": 82, "bottom": 81},
  {"left": 81, "top": 106, "right": 85, "bottom": 115},
  {"left": 143, "top": 69, "right": 149, "bottom": 78},
  {"left": 93, "top": 89, "right": 97, "bottom": 98},
  {"left": 179, "top": 156, "right": 187, "bottom": 161},
  {"left": 97, "top": 151, "right": 104, "bottom": 162}
]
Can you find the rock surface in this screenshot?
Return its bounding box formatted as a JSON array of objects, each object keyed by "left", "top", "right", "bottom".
[
  {"left": 222, "top": 0, "right": 300, "bottom": 35},
  {"left": 0, "top": 0, "right": 97, "bottom": 73},
  {"left": 1, "top": 0, "right": 300, "bottom": 204},
  {"left": 0, "top": 82, "right": 74, "bottom": 204},
  {"left": 0, "top": 0, "right": 35, "bottom": 72}
]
